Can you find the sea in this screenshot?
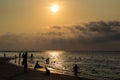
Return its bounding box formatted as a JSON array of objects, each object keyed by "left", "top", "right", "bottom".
[{"left": 0, "top": 51, "right": 120, "bottom": 80}]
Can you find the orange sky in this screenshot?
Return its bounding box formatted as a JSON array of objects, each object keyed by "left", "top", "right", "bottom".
[{"left": 0, "top": 0, "right": 120, "bottom": 34}]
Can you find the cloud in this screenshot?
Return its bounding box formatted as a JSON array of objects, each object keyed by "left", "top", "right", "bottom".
[
  {"left": 0, "top": 21, "right": 120, "bottom": 51},
  {"left": 52, "top": 26, "right": 62, "bottom": 30},
  {"left": 64, "top": 21, "right": 120, "bottom": 43}
]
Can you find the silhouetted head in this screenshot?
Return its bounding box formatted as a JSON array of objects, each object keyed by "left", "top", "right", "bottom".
[{"left": 37, "top": 61, "right": 39, "bottom": 63}]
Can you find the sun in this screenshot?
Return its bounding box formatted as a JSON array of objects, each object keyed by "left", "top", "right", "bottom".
[{"left": 51, "top": 5, "right": 59, "bottom": 13}]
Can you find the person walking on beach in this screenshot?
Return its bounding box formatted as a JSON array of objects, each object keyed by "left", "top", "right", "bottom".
[
  {"left": 22, "top": 52, "right": 28, "bottom": 72},
  {"left": 74, "top": 64, "right": 78, "bottom": 76}
]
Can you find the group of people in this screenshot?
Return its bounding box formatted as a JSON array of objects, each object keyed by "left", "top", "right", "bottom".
[
  {"left": 13, "top": 52, "right": 79, "bottom": 76},
  {"left": 14, "top": 52, "right": 50, "bottom": 75},
  {"left": 15, "top": 52, "right": 29, "bottom": 72}
]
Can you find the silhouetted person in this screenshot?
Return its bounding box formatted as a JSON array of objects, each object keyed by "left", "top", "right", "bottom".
[
  {"left": 22, "top": 52, "right": 28, "bottom": 72},
  {"left": 18, "top": 52, "right": 21, "bottom": 64},
  {"left": 15, "top": 55, "right": 17, "bottom": 63},
  {"left": 46, "top": 58, "right": 50, "bottom": 64},
  {"left": 4, "top": 53, "right": 6, "bottom": 58},
  {"left": 74, "top": 64, "right": 78, "bottom": 76},
  {"left": 22, "top": 53, "right": 25, "bottom": 65},
  {"left": 31, "top": 53, "right": 33, "bottom": 61},
  {"left": 24, "top": 52, "right": 28, "bottom": 72},
  {"left": 92, "top": 69, "right": 97, "bottom": 74},
  {"left": 34, "top": 61, "right": 42, "bottom": 69},
  {"left": 45, "top": 66, "right": 50, "bottom": 76},
  {"left": 41, "top": 57, "right": 44, "bottom": 60},
  {"left": 54, "top": 61, "right": 56, "bottom": 64}
]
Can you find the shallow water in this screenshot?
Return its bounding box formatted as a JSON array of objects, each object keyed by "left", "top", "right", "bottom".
[{"left": 0, "top": 51, "right": 120, "bottom": 80}]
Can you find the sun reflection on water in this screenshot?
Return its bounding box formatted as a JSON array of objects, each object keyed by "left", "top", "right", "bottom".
[
  {"left": 46, "top": 51, "right": 63, "bottom": 58},
  {"left": 49, "top": 51, "right": 59, "bottom": 57},
  {"left": 45, "top": 51, "right": 65, "bottom": 70}
]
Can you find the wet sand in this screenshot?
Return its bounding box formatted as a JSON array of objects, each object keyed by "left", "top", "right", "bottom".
[{"left": 0, "top": 57, "right": 95, "bottom": 80}]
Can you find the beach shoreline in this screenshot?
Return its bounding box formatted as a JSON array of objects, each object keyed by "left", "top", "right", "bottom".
[{"left": 0, "top": 57, "right": 96, "bottom": 80}]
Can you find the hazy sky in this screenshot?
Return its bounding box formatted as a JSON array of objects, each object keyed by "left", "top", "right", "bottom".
[
  {"left": 0, "top": 0, "right": 120, "bottom": 50},
  {"left": 0, "top": 0, "right": 120, "bottom": 33}
]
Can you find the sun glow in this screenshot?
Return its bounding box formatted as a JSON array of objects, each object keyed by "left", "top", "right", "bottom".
[
  {"left": 51, "top": 4, "right": 59, "bottom": 13},
  {"left": 49, "top": 51, "right": 59, "bottom": 57},
  {"left": 47, "top": 51, "right": 63, "bottom": 58}
]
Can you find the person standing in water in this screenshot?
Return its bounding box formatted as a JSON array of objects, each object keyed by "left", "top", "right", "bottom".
[
  {"left": 14, "top": 55, "right": 17, "bottom": 63},
  {"left": 22, "top": 53, "right": 25, "bottom": 65},
  {"left": 46, "top": 58, "right": 50, "bottom": 64},
  {"left": 74, "top": 64, "right": 78, "bottom": 76},
  {"left": 4, "top": 53, "right": 6, "bottom": 58},
  {"left": 31, "top": 53, "right": 33, "bottom": 61},
  {"left": 18, "top": 52, "right": 21, "bottom": 64}
]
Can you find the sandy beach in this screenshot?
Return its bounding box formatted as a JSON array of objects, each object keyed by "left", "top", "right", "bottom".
[{"left": 0, "top": 57, "right": 96, "bottom": 80}]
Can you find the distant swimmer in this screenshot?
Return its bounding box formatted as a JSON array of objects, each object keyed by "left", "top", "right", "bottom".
[{"left": 92, "top": 69, "right": 98, "bottom": 74}]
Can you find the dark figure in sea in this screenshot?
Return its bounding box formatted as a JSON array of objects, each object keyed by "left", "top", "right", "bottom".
[
  {"left": 4, "top": 53, "right": 6, "bottom": 58},
  {"left": 31, "top": 53, "right": 33, "bottom": 61},
  {"left": 54, "top": 61, "right": 56, "bottom": 64},
  {"left": 14, "top": 55, "right": 17, "bottom": 63},
  {"left": 45, "top": 66, "right": 50, "bottom": 76},
  {"left": 34, "top": 61, "right": 42, "bottom": 69},
  {"left": 22, "top": 52, "right": 28, "bottom": 72},
  {"left": 74, "top": 64, "right": 78, "bottom": 76},
  {"left": 41, "top": 57, "right": 44, "bottom": 60},
  {"left": 18, "top": 52, "right": 21, "bottom": 64},
  {"left": 92, "top": 69, "right": 97, "bottom": 74},
  {"left": 46, "top": 58, "right": 50, "bottom": 64},
  {"left": 22, "top": 53, "right": 25, "bottom": 65}
]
